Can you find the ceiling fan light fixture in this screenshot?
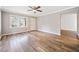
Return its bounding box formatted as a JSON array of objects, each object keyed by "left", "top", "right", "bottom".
[
  {"left": 33, "top": 10, "right": 36, "bottom": 12},
  {"left": 33, "top": 10, "right": 36, "bottom": 13},
  {"left": 28, "top": 6, "right": 42, "bottom": 13}
]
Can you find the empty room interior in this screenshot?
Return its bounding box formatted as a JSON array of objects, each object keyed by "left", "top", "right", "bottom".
[{"left": 0, "top": 6, "right": 79, "bottom": 52}]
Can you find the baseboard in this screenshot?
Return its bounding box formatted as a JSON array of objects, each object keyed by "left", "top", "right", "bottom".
[
  {"left": 37, "top": 30, "right": 60, "bottom": 35},
  {"left": 1, "top": 30, "right": 37, "bottom": 37},
  {"left": 37, "top": 30, "right": 60, "bottom": 37},
  {"left": 28, "top": 30, "right": 37, "bottom": 32}
]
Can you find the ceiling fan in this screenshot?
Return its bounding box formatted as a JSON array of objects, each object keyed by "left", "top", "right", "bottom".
[{"left": 28, "top": 6, "right": 42, "bottom": 13}]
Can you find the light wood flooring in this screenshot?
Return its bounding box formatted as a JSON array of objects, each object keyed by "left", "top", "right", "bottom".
[{"left": 0, "top": 31, "right": 79, "bottom": 52}]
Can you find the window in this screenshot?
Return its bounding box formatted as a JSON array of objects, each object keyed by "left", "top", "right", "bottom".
[
  {"left": 10, "top": 15, "right": 26, "bottom": 28},
  {"left": 19, "top": 17, "right": 26, "bottom": 27}
]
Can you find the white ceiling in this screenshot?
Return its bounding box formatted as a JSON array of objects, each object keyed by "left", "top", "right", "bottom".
[{"left": 0, "top": 6, "right": 77, "bottom": 17}]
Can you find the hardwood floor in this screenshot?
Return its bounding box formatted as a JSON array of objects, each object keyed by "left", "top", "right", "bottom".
[
  {"left": 0, "top": 31, "right": 79, "bottom": 52},
  {"left": 61, "top": 30, "right": 77, "bottom": 38}
]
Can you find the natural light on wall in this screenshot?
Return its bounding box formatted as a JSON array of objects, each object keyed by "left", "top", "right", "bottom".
[{"left": 61, "top": 14, "right": 77, "bottom": 31}]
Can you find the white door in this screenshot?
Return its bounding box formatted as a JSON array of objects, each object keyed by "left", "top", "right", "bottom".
[{"left": 29, "top": 17, "right": 37, "bottom": 31}]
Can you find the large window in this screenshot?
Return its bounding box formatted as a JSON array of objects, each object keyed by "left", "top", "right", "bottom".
[{"left": 10, "top": 15, "right": 26, "bottom": 28}]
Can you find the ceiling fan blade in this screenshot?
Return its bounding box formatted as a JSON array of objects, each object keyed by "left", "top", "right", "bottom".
[
  {"left": 37, "top": 10, "right": 42, "bottom": 12},
  {"left": 28, "top": 6, "right": 33, "bottom": 9},
  {"left": 35, "top": 6, "right": 40, "bottom": 9}
]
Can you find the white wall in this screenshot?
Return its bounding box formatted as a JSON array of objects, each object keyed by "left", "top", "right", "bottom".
[
  {"left": 2, "top": 12, "right": 37, "bottom": 34},
  {"left": 61, "top": 14, "right": 77, "bottom": 31},
  {"left": 37, "top": 14, "right": 61, "bottom": 35},
  {"left": 0, "top": 10, "right": 1, "bottom": 34}
]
